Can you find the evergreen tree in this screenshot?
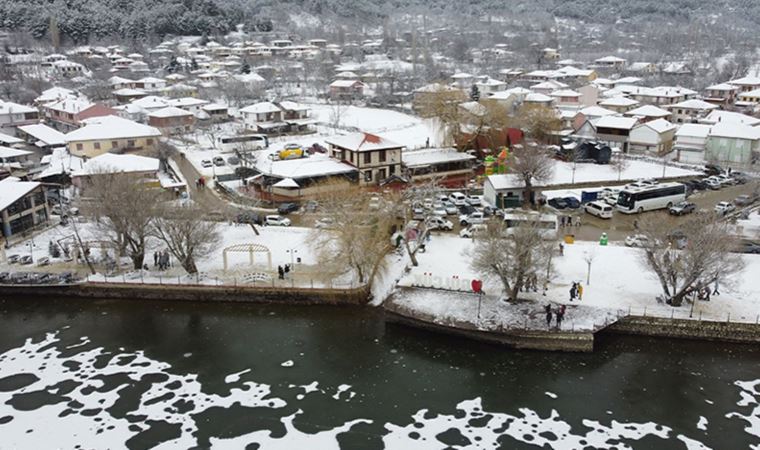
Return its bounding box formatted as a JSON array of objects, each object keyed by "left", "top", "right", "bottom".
[
  {"left": 190, "top": 58, "right": 199, "bottom": 71},
  {"left": 470, "top": 84, "right": 480, "bottom": 102},
  {"left": 240, "top": 61, "right": 251, "bottom": 74}
]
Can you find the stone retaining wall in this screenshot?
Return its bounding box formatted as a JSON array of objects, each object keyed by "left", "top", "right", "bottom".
[
  {"left": 606, "top": 315, "right": 760, "bottom": 344},
  {"left": 0, "top": 282, "right": 371, "bottom": 306},
  {"left": 384, "top": 307, "right": 594, "bottom": 352}
]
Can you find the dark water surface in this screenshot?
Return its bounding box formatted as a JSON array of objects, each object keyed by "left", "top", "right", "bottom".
[{"left": 0, "top": 297, "right": 758, "bottom": 449}]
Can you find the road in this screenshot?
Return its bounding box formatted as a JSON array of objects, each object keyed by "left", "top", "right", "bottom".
[{"left": 172, "top": 154, "right": 233, "bottom": 215}]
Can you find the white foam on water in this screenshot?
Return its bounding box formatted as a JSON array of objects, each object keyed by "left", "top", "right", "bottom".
[
  {"left": 697, "top": 416, "right": 708, "bottom": 431},
  {"left": 677, "top": 434, "right": 712, "bottom": 450},
  {"left": 726, "top": 379, "right": 760, "bottom": 447},
  {"left": 224, "top": 368, "right": 252, "bottom": 384},
  {"left": 281, "top": 360, "right": 294, "bottom": 367},
  {"left": 332, "top": 384, "right": 353, "bottom": 400},
  {"left": 545, "top": 392, "right": 558, "bottom": 399}
]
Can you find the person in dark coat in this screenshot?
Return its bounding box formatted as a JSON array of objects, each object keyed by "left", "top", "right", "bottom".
[
  {"left": 569, "top": 282, "right": 577, "bottom": 301},
  {"left": 277, "top": 265, "right": 284, "bottom": 279},
  {"left": 545, "top": 304, "right": 553, "bottom": 328},
  {"left": 556, "top": 307, "right": 564, "bottom": 329},
  {"left": 153, "top": 251, "right": 158, "bottom": 267}
]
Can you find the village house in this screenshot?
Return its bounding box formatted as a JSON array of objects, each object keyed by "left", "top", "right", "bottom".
[
  {"left": 598, "top": 96, "right": 640, "bottom": 114},
  {"left": 628, "top": 118, "right": 677, "bottom": 155},
  {"left": 626, "top": 62, "right": 657, "bottom": 74},
  {"left": 624, "top": 105, "right": 672, "bottom": 123},
  {"left": 278, "top": 101, "right": 315, "bottom": 134},
  {"left": 64, "top": 115, "right": 161, "bottom": 158},
  {"left": 703, "top": 83, "right": 740, "bottom": 106},
  {"left": 550, "top": 89, "right": 582, "bottom": 106},
  {"left": 673, "top": 123, "right": 711, "bottom": 163},
  {"left": 704, "top": 122, "right": 760, "bottom": 165},
  {"left": 0, "top": 177, "right": 50, "bottom": 241},
  {"left": 240, "top": 102, "right": 286, "bottom": 134},
  {"left": 401, "top": 148, "right": 476, "bottom": 186},
  {"left": 0, "top": 101, "right": 40, "bottom": 133},
  {"left": 113, "top": 88, "right": 148, "bottom": 104},
  {"left": 325, "top": 132, "right": 403, "bottom": 185},
  {"left": 591, "top": 115, "right": 639, "bottom": 153},
  {"left": 666, "top": 99, "right": 718, "bottom": 124},
  {"left": 201, "top": 104, "right": 230, "bottom": 122},
  {"left": 727, "top": 76, "right": 760, "bottom": 93},
  {"left": 329, "top": 80, "right": 367, "bottom": 101},
  {"left": 43, "top": 98, "right": 116, "bottom": 132},
  {"left": 594, "top": 56, "right": 627, "bottom": 70},
  {"left": 34, "top": 87, "right": 78, "bottom": 106},
  {"left": 72, "top": 153, "right": 160, "bottom": 189},
  {"left": 168, "top": 97, "right": 209, "bottom": 115},
  {"left": 148, "top": 107, "right": 195, "bottom": 134},
  {"left": 16, "top": 124, "right": 66, "bottom": 151}
]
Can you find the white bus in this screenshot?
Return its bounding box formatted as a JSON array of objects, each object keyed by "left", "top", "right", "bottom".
[
  {"left": 503, "top": 211, "right": 559, "bottom": 240},
  {"left": 616, "top": 182, "right": 686, "bottom": 214},
  {"left": 217, "top": 134, "right": 269, "bottom": 152}
]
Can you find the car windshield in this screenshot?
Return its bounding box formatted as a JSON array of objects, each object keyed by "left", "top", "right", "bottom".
[{"left": 617, "top": 192, "right": 634, "bottom": 208}]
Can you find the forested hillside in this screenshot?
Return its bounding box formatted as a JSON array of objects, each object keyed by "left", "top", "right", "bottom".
[{"left": 0, "top": 0, "right": 756, "bottom": 43}]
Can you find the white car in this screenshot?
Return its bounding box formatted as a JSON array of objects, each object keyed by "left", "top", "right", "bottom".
[
  {"left": 200, "top": 159, "right": 213, "bottom": 168},
  {"left": 584, "top": 201, "right": 614, "bottom": 219},
  {"left": 431, "top": 202, "right": 447, "bottom": 217},
  {"left": 441, "top": 201, "right": 459, "bottom": 215},
  {"left": 714, "top": 201, "right": 735, "bottom": 216},
  {"left": 449, "top": 192, "right": 467, "bottom": 206},
  {"left": 459, "top": 211, "right": 486, "bottom": 226},
  {"left": 426, "top": 216, "right": 454, "bottom": 231},
  {"left": 265, "top": 215, "right": 291, "bottom": 226},
  {"left": 465, "top": 195, "right": 482, "bottom": 206},
  {"left": 459, "top": 224, "right": 488, "bottom": 238},
  {"left": 625, "top": 234, "right": 652, "bottom": 248}
]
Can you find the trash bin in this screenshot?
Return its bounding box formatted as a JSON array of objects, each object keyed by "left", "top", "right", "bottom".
[
  {"left": 600, "top": 232, "right": 608, "bottom": 246},
  {"left": 564, "top": 234, "right": 575, "bottom": 244}
]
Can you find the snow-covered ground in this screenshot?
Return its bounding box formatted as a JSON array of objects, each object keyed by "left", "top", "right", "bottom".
[
  {"left": 548, "top": 159, "right": 700, "bottom": 186},
  {"left": 391, "top": 234, "right": 760, "bottom": 325}
]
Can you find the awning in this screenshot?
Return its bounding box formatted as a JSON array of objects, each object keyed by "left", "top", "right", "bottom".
[
  {"left": 257, "top": 122, "right": 288, "bottom": 130},
  {"left": 285, "top": 118, "right": 317, "bottom": 126}
]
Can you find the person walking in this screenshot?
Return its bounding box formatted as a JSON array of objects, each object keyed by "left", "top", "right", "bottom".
[
  {"left": 556, "top": 306, "right": 564, "bottom": 329},
  {"left": 577, "top": 283, "right": 584, "bottom": 301},
  {"left": 712, "top": 279, "right": 720, "bottom": 296},
  {"left": 545, "top": 304, "right": 553, "bottom": 328},
  {"left": 284, "top": 264, "right": 290, "bottom": 278},
  {"left": 277, "top": 265, "right": 284, "bottom": 280},
  {"left": 153, "top": 251, "right": 158, "bottom": 268},
  {"left": 569, "top": 282, "right": 576, "bottom": 301},
  {"left": 559, "top": 242, "right": 564, "bottom": 256},
  {"left": 575, "top": 216, "right": 581, "bottom": 227}
]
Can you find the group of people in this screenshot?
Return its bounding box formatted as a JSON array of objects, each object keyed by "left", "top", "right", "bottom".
[
  {"left": 277, "top": 264, "right": 292, "bottom": 280},
  {"left": 569, "top": 281, "right": 583, "bottom": 301},
  {"left": 559, "top": 216, "right": 581, "bottom": 227},
  {"left": 695, "top": 280, "right": 720, "bottom": 302},
  {"left": 153, "top": 250, "right": 172, "bottom": 271},
  {"left": 545, "top": 304, "right": 567, "bottom": 329},
  {"left": 195, "top": 177, "right": 207, "bottom": 189},
  {"left": 520, "top": 273, "right": 540, "bottom": 293}
]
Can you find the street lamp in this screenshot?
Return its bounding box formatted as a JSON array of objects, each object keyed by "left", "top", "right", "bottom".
[
  {"left": 27, "top": 241, "right": 34, "bottom": 264},
  {"left": 286, "top": 248, "right": 298, "bottom": 272}
]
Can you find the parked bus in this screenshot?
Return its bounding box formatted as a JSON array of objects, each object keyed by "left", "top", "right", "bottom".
[
  {"left": 616, "top": 182, "right": 686, "bottom": 214},
  {"left": 217, "top": 134, "right": 269, "bottom": 152},
  {"left": 503, "top": 211, "right": 559, "bottom": 240}
]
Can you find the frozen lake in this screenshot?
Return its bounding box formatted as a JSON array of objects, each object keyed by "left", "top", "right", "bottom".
[{"left": 0, "top": 296, "right": 758, "bottom": 449}]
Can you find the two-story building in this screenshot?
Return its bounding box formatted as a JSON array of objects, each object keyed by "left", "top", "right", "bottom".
[
  {"left": 628, "top": 119, "right": 677, "bottom": 155},
  {"left": 328, "top": 80, "right": 366, "bottom": 101},
  {"left": 703, "top": 83, "right": 740, "bottom": 106},
  {"left": 667, "top": 99, "right": 718, "bottom": 124},
  {"left": 673, "top": 123, "right": 711, "bottom": 163},
  {"left": 64, "top": 115, "right": 161, "bottom": 158},
  {"left": 705, "top": 122, "right": 760, "bottom": 165},
  {"left": 240, "top": 102, "right": 287, "bottom": 134},
  {"left": 148, "top": 107, "right": 195, "bottom": 134},
  {"left": 278, "top": 101, "right": 315, "bottom": 134},
  {"left": 326, "top": 132, "right": 403, "bottom": 185},
  {"left": 43, "top": 99, "right": 116, "bottom": 132},
  {"left": 0, "top": 101, "right": 39, "bottom": 133},
  {"left": 0, "top": 177, "right": 49, "bottom": 241}
]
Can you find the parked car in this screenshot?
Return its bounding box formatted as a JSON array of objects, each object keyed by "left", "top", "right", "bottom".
[
  {"left": 425, "top": 216, "right": 454, "bottom": 231},
  {"left": 304, "top": 200, "right": 319, "bottom": 213},
  {"left": 277, "top": 203, "right": 300, "bottom": 215},
  {"left": 7, "top": 254, "right": 20, "bottom": 264},
  {"left": 734, "top": 194, "right": 757, "bottom": 206},
  {"left": 0, "top": 272, "right": 9, "bottom": 282},
  {"left": 548, "top": 197, "right": 569, "bottom": 210},
  {"left": 714, "top": 201, "right": 735, "bottom": 216},
  {"left": 702, "top": 178, "right": 721, "bottom": 190},
  {"left": 431, "top": 203, "right": 447, "bottom": 217},
  {"left": 236, "top": 212, "right": 262, "bottom": 225},
  {"left": 213, "top": 156, "right": 225, "bottom": 166},
  {"left": 19, "top": 255, "right": 33, "bottom": 265},
  {"left": 265, "top": 215, "right": 291, "bottom": 226},
  {"left": 37, "top": 257, "right": 50, "bottom": 266},
  {"left": 584, "top": 201, "right": 614, "bottom": 219},
  {"left": 625, "top": 234, "right": 653, "bottom": 248},
  {"left": 564, "top": 197, "right": 581, "bottom": 209},
  {"left": 441, "top": 201, "right": 459, "bottom": 215},
  {"left": 9, "top": 272, "right": 30, "bottom": 283},
  {"left": 735, "top": 240, "right": 760, "bottom": 254},
  {"left": 412, "top": 207, "right": 426, "bottom": 221},
  {"left": 314, "top": 217, "right": 335, "bottom": 229},
  {"left": 731, "top": 171, "right": 749, "bottom": 184},
  {"left": 668, "top": 201, "right": 696, "bottom": 216},
  {"left": 715, "top": 174, "right": 735, "bottom": 186},
  {"left": 458, "top": 204, "right": 477, "bottom": 215},
  {"left": 449, "top": 192, "right": 467, "bottom": 206},
  {"left": 459, "top": 211, "right": 486, "bottom": 226},
  {"left": 685, "top": 179, "right": 707, "bottom": 191},
  {"left": 459, "top": 224, "right": 488, "bottom": 238},
  {"left": 200, "top": 159, "right": 213, "bottom": 168},
  {"left": 704, "top": 164, "right": 723, "bottom": 176},
  {"left": 465, "top": 195, "right": 482, "bottom": 206}
]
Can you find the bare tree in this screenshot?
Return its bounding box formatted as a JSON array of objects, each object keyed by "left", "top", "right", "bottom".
[
  {"left": 309, "top": 183, "right": 394, "bottom": 285},
  {"left": 514, "top": 104, "right": 562, "bottom": 144},
  {"left": 636, "top": 214, "right": 745, "bottom": 307},
  {"left": 469, "top": 218, "right": 555, "bottom": 302},
  {"left": 329, "top": 100, "right": 347, "bottom": 130},
  {"left": 387, "top": 177, "right": 445, "bottom": 266},
  {"left": 151, "top": 206, "right": 221, "bottom": 274},
  {"left": 507, "top": 144, "right": 554, "bottom": 207},
  {"left": 610, "top": 151, "right": 629, "bottom": 181},
  {"left": 83, "top": 171, "right": 163, "bottom": 270},
  {"left": 416, "top": 85, "right": 468, "bottom": 146}
]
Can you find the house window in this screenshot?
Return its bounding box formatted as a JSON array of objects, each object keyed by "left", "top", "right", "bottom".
[
  {"left": 76, "top": 143, "right": 83, "bottom": 151},
  {"left": 364, "top": 170, "right": 372, "bottom": 182},
  {"left": 364, "top": 152, "right": 371, "bottom": 164},
  {"left": 147, "top": 139, "right": 153, "bottom": 146},
  {"left": 378, "top": 169, "right": 386, "bottom": 180},
  {"left": 112, "top": 141, "right": 118, "bottom": 148},
  {"left": 389, "top": 164, "right": 395, "bottom": 175},
  {"left": 94, "top": 142, "right": 101, "bottom": 150},
  {"left": 127, "top": 140, "right": 135, "bottom": 148},
  {"left": 379, "top": 150, "right": 387, "bottom": 162}
]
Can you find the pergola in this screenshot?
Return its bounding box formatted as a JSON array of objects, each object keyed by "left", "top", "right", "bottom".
[{"left": 222, "top": 243, "right": 272, "bottom": 271}]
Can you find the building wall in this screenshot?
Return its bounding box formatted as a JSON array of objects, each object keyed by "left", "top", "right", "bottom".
[
  {"left": 0, "top": 186, "right": 49, "bottom": 239},
  {"left": 68, "top": 136, "right": 158, "bottom": 158},
  {"left": 705, "top": 136, "right": 756, "bottom": 164}
]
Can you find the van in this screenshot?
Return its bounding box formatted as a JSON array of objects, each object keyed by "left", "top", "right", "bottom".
[
  {"left": 584, "top": 201, "right": 613, "bottom": 219},
  {"left": 449, "top": 192, "right": 466, "bottom": 206}
]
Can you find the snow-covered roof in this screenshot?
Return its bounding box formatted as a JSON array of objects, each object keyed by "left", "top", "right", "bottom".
[
  {"left": 0, "top": 178, "right": 40, "bottom": 211},
  {"left": 675, "top": 123, "right": 711, "bottom": 138},
  {"left": 739, "top": 88, "right": 760, "bottom": 98},
  {"left": 451, "top": 72, "right": 473, "bottom": 79},
  {"left": 402, "top": 148, "right": 476, "bottom": 168},
  {"left": 669, "top": 99, "right": 719, "bottom": 110},
  {"left": 168, "top": 97, "right": 209, "bottom": 107},
  {"left": 636, "top": 118, "right": 676, "bottom": 134},
  {"left": 138, "top": 77, "right": 164, "bottom": 83},
  {"left": 234, "top": 73, "right": 266, "bottom": 83},
  {"left": 44, "top": 98, "right": 94, "bottom": 114},
  {"left": 625, "top": 105, "right": 671, "bottom": 118},
  {"left": 326, "top": 132, "right": 402, "bottom": 152},
  {"left": 706, "top": 83, "right": 738, "bottom": 91},
  {"left": 701, "top": 110, "right": 760, "bottom": 127},
  {"left": 240, "top": 102, "right": 281, "bottom": 114},
  {"left": 74, "top": 153, "right": 159, "bottom": 176},
  {"left": 579, "top": 106, "right": 616, "bottom": 118},
  {"left": 148, "top": 106, "right": 193, "bottom": 118},
  {"left": 708, "top": 122, "right": 760, "bottom": 141},
  {"left": 531, "top": 80, "right": 568, "bottom": 90},
  {"left": 17, "top": 124, "right": 66, "bottom": 146},
  {"left": 599, "top": 96, "right": 639, "bottom": 107},
  {"left": 65, "top": 116, "right": 161, "bottom": 142},
  {"left": 329, "top": 80, "right": 365, "bottom": 88},
  {"left": 0, "top": 131, "right": 23, "bottom": 145},
  {"left": 36, "top": 87, "right": 78, "bottom": 103},
  {"left": 0, "top": 101, "right": 37, "bottom": 115},
  {"left": 550, "top": 89, "right": 581, "bottom": 97},
  {"left": 272, "top": 177, "right": 299, "bottom": 188},
  {"left": 487, "top": 174, "right": 523, "bottom": 190},
  {"left": 728, "top": 76, "right": 760, "bottom": 87},
  {"left": 130, "top": 95, "right": 171, "bottom": 109},
  {"left": 414, "top": 83, "right": 461, "bottom": 93},
  {"left": 0, "top": 146, "right": 32, "bottom": 159},
  {"left": 524, "top": 93, "right": 554, "bottom": 103},
  {"left": 459, "top": 101, "right": 487, "bottom": 116},
  {"left": 595, "top": 116, "right": 639, "bottom": 130},
  {"left": 278, "top": 101, "right": 309, "bottom": 111},
  {"left": 113, "top": 88, "right": 147, "bottom": 96},
  {"left": 263, "top": 155, "right": 357, "bottom": 180},
  {"left": 595, "top": 56, "right": 626, "bottom": 63}
]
